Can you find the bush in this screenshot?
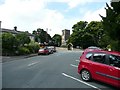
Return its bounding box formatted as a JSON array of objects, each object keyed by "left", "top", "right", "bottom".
[
  {"left": 110, "top": 41, "right": 120, "bottom": 51},
  {"left": 18, "top": 47, "right": 30, "bottom": 55},
  {"left": 27, "top": 41, "right": 40, "bottom": 53}
]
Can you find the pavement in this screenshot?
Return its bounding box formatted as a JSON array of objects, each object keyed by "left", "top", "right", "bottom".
[{"left": 1, "top": 53, "right": 38, "bottom": 63}]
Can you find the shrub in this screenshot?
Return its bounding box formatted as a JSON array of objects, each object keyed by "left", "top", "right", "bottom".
[
  {"left": 27, "top": 41, "right": 40, "bottom": 53},
  {"left": 18, "top": 47, "right": 30, "bottom": 55}
]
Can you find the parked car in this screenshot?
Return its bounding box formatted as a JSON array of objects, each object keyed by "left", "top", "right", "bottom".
[
  {"left": 84, "top": 46, "right": 102, "bottom": 53},
  {"left": 78, "top": 49, "right": 120, "bottom": 88},
  {"left": 87, "top": 46, "right": 101, "bottom": 49},
  {"left": 47, "top": 46, "right": 54, "bottom": 54},
  {"left": 38, "top": 47, "right": 49, "bottom": 55},
  {"left": 51, "top": 46, "right": 56, "bottom": 52}
]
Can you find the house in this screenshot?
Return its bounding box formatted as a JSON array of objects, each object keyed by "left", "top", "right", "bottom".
[{"left": 1, "top": 24, "right": 35, "bottom": 41}]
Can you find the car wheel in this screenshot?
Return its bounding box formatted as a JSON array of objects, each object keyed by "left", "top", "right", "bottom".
[{"left": 81, "top": 69, "right": 91, "bottom": 81}]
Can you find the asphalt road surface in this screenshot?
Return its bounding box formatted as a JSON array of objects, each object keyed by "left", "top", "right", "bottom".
[{"left": 2, "top": 50, "right": 117, "bottom": 89}]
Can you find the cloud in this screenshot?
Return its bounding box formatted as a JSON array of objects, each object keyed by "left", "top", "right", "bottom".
[
  {"left": 82, "top": 7, "right": 106, "bottom": 22},
  {"left": 0, "top": 0, "right": 45, "bottom": 29},
  {"left": 0, "top": 0, "right": 71, "bottom": 36},
  {"left": 51, "top": 0, "right": 110, "bottom": 9},
  {"left": 81, "top": 1, "right": 110, "bottom": 22},
  {"left": 0, "top": 0, "right": 109, "bottom": 37},
  {"left": 34, "top": 9, "right": 65, "bottom": 36}
]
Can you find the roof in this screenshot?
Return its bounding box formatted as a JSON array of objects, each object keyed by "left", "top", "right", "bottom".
[
  {"left": 86, "top": 49, "right": 120, "bottom": 56},
  {"left": 2, "top": 28, "right": 19, "bottom": 34},
  {"left": 2, "top": 28, "right": 34, "bottom": 36}
]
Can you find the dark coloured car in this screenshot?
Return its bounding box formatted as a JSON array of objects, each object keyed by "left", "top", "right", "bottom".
[{"left": 78, "top": 50, "right": 120, "bottom": 88}]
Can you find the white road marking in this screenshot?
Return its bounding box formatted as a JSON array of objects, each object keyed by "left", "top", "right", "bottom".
[
  {"left": 70, "top": 64, "right": 78, "bottom": 68},
  {"left": 75, "top": 60, "right": 79, "bottom": 62},
  {"left": 2, "top": 56, "right": 10, "bottom": 58},
  {"left": 62, "top": 73, "right": 101, "bottom": 90},
  {"left": 28, "top": 62, "right": 39, "bottom": 66}
]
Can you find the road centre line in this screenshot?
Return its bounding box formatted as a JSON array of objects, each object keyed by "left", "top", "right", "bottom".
[
  {"left": 28, "top": 62, "right": 39, "bottom": 66},
  {"left": 70, "top": 64, "right": 78, "bottom": 68},
  {"left": 62, "top": 73, "right": 101, "bottom": 90}
]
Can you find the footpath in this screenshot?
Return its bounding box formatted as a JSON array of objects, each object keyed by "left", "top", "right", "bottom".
[
  {"left": 1, "top": 53, "right": 38, "bottom": 63},
  {"left": 1, "top": 47, "right": 82, "bottom": 63}
]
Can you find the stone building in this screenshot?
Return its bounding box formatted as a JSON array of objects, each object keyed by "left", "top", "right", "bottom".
[{"left": 61, "top": 29, "right": 70, "bottom": 45}]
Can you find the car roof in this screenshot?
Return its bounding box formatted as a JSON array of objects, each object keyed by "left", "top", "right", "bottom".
[{"left": 87, "top": 50, "right": 120, "bottom": 56}]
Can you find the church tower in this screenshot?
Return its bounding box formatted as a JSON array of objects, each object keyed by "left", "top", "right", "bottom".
[{"left": 61, "top": 29, "right": 70, "bottom": 45}]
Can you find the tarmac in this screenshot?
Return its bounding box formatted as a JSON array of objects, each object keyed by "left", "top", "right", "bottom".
[{"left": 1, "top": 47, "right": 82, "bottom": 63}]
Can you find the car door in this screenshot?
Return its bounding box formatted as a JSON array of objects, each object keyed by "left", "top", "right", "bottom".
[
  {"left": 90, "top": 52, "right": 110, "bottom": 83},
  {"left": 106, "top": 54, "right": 120, "bottom": 87}
]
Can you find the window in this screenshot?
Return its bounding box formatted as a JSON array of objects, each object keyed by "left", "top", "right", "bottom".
[
  {"left": 93, "top": 53, "right": 106, "bottom": 64},
  {"left": 86, "top": 53, "right": 92, "bottom": 60},
  {"left": 109, "top": 54, "right": 120, "bottom": 68}
]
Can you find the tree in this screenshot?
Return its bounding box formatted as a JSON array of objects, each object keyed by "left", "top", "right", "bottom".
[
  {"left": 68, "top": 21, "right": 105, "bottom": 49},
  {"left": 52, "top": 34, "right": 62, "bottom": 46},
  {"left": 16, "top": 32, "right": 30, "bottom": 46},
  {"left": 100, "top": 0, "right": 120, "bottom": 51},
  {"left": 80, "top": 33, "right": 95, "bottom": 49},
  {"left": 67, "top": 31, "right": 82, "bottom": 47},
  {"left": 72, "top": 21, "right": 88, "bottom": 32},
  {"left": 85, "top": 21, "right": 103, "bottom": 46},
  {"left": 32, "top": 28, "right": 52, "bottom": 44},
  {"left": 68, "top": 21, "right": 88, "bottom": 48},
  {"left": 2, "top": 33, "right": 17, "bottom": 55}
]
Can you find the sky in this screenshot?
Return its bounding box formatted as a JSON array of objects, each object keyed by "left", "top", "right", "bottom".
[{"left": 0, "top": 0, "right": 110, "bottom": 37}]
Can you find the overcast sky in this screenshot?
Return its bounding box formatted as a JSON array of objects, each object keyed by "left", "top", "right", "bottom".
[{"left": 0, "top": 0, "right": 110, "bottom": 36}]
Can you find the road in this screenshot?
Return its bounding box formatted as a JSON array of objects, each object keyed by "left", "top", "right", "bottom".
[{"left": 2, "top": 49, "right": 117, "bottom": 89}]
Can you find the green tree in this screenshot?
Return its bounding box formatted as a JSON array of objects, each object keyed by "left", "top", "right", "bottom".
[
  {"left": 33, "top": 28, "right": 52, "bottom": 43},
  {"left": 68, "top": 21, "right": 88, "bottom": 48},
  {"left": 68, "top": 30, "right": 83, "bottom": 47},
  {"left": 68, "top": 21, "right": 104, "bottom": 49},
  {"left": 99, "top": 34, "right": 111, "bottom": 49},
  {"left": 2, "top": 33, "right": 17, "bottom": 55},
  {"left": 72, "top": 21, "right": 88, "bottom": 32},
  {"left": 80, "top": 33, "right": 95, "bottom": 49},
  {"left": 85, "top": 21, "right": 103, "bottom": 46},
  {"left": 16, "top": 32, "right": 30, "bottom": 46},
  {"left": 100, "top": 0, "right": 120, "bottom": 51},
  {"left": 52, "top": 34, "right": 62, "bottom": 46}
]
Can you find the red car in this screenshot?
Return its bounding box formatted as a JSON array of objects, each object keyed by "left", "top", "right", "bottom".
[
  {"left": 38, "top": 47, "right": 49, "bottom": 55},
  {"left": 83, "top": 46, "right": 102, "bottom": 53},
  {"left": 78, "top": 50, "right": 120, "bottom": 88}
]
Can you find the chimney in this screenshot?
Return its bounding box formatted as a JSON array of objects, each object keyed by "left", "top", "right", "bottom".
[{"left": 14, "top": 26, "right": 17, "bottom": 31}]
